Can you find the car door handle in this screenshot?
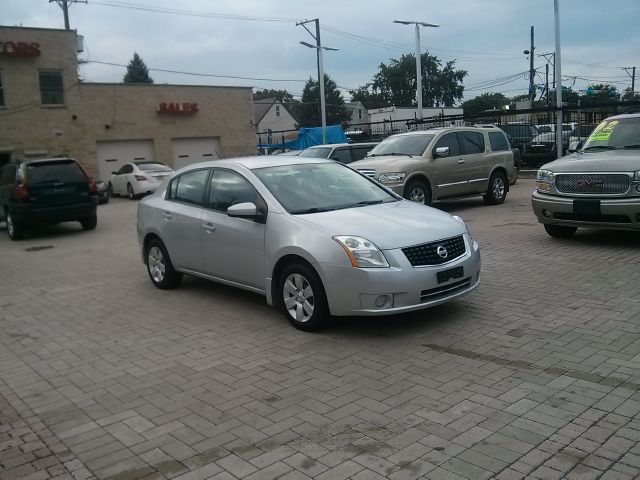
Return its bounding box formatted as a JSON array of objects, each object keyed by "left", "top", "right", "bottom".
[
  {"left": 458, "top": 159, "right": 465, "bottom": 164},
  {"left": 162, "top": 211, "right": 172, "bottom": 220},
  {"left": 202, "top": 223, "right": 216, "bottom": 233}
]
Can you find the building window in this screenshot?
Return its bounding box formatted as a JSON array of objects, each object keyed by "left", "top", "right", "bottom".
[
  {"left": 39, "top": 71, "right": 64, "bottom": 105},
  {"left": 358, "top": 109, "right": 363, "bottom": 120},
  {"left": 275, "top": 105, "right": 281, "bottom": 117},
  {"left": 0, "top": 71, "right": 5, "bottom": 108}
]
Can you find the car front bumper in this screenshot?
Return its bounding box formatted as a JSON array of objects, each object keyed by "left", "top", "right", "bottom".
[
  {"left": 317, "top": 233, "right": 481, "bottom": 316},
  {"left": 532, "top": 190, "right": 640, "bottom": 231}
]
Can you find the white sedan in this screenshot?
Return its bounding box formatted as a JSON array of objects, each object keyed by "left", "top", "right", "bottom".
[{"left": 108, "top": 162, "right": 174, "bottom": 199}]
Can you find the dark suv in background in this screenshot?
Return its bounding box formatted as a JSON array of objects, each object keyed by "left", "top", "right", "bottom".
[{"left": 0, "top": 157, "right": 98, "bottom": 240}]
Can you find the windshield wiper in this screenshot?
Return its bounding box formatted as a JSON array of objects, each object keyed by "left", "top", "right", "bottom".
[
  {"left": 582, "top": 145, "right": 617, "bottom": 151},
  {"left": 623, "top": 144, "right": 640, "bottom": 150},
  {"left": 369, "top": 152, "right": 414, "bottom": 158},
  {"left": 290, "top": 207, "right": 334, "bottom": 214}
]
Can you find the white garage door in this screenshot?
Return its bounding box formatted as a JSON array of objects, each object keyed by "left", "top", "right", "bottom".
[
  {"left": 96, "top": 140, "right": 155, "bottom": 182},
  {"left": 171, "top": 137, "right": 221, "bottom": 170}
]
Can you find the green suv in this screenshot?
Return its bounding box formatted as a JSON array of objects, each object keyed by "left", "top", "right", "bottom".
[
  {"left": 349, "top": 126, "right": 517, "bottom": 205},
  {"left": 0, "top": 157, "right": 98, "bottom": 240}
]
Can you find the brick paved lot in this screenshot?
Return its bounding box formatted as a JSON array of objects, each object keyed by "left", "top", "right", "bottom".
[{"left": 1, "top": 178, "right": 639, "bottom": 480}]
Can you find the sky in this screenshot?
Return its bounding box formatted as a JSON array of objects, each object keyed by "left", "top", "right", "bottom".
[{"left": 3, "top": 0, "right": 639, "bottom": 104}]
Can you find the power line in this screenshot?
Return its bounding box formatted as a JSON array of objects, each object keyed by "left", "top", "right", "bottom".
[{"left": 89, "top": 0, "right": 299, "bottom": 22}]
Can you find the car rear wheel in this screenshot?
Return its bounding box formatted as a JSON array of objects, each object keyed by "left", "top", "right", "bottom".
[
  {"left": 483, "top": 172, "right": 508, "bottom": 205},
  {"left": 544, "top": 224, "right": 577, "bottom": 238},
  {"left": 127, "top": 183, "right": 136, "bottom": 200},
  {"left": 80, "top": 214, "right": 97, "bottom": 231},
  {"left": 146, "top": 238, "right": 182, "bottom": 289},
  {"left": 404, "top": 180, "right": 432, "bottom": 206},
  {"left": 279, "top": 262, "right": 329, "bottom": 332},
  {"left": 6, "top": 212, "right": 25, "bottom": 240}
]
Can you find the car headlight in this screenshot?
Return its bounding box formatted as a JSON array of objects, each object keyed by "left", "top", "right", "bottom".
[
  {"left": 377, "top": 172, "right": 405, "bottom": 184},
  {"left": 453, "top": 215, "right": 473, "bottom": 241},
  {"left": 634, "top": 170, "right": 640, "bottom": 181},
  {"left": 536, "top": 169, "right": 555, "bottom": 191},
  {"left": 333, "top": 236, "right": 389, "bottom": 268}
]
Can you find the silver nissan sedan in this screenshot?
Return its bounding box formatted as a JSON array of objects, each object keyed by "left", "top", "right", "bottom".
[{"left": 137, "top": 157, "right": 481, "bottom": 331}]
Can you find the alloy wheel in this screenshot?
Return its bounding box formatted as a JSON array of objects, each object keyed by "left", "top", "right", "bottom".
[
  {"left": 409, "top": 187, "right": 426, "bottom": 204},
  {"left": 148, "top": 246, "right": 166, "bottom": 283},
  {"left": 493, "top": 177, "right": 505, "bottom": 200},
  {"left": 6, "top": 214, "right": 15, "bottom": 237},
  {"left": 283, "top": 273, "right": 315, "bottom": 323}
]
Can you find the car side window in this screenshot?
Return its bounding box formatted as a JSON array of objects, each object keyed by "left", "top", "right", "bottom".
[
  {"left": 433, "top": 133, "right": 460, "bottom": 156},
  {"left": 488, "top": 132, "right": 510, "bottom": 151},
  {"left": 207, "top": 170, "right": 258, "bottom": 213},
  {"left": 458, "top": 131, "right": 484, "bottom": 155},
  {"left": 118, "top": 164, "right": 132, "bottom": 175},
  {"left": 329, "top": 148, "right": 352, "bottom": 164},
  {"left": 167, "top": 169, "right": 209, "bottom": 205},
  {"left": 351, "top": 146, "right": 372, "bottom": 162}
]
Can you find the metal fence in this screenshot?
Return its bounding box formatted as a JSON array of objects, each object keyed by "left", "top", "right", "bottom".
[{"left": 257, "top": 100, "right": 640, "bottom": 167}]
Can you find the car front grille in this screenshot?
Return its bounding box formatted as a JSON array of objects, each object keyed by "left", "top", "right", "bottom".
[
  {"left": 357, "top": 169, "right": 376, "bottom": 179},
  {"left": 402, "top": 235, "right": 466, "bottom": 267},
  {"left": 555, "top": 173, "right": 630, "bottom": 195},
  {"left": 420, "top": 277, "right": 471, "bottom": 302}
]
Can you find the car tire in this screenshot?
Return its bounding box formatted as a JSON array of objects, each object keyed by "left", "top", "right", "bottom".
[
  {"left": 80, "top": 214, "right": 97, "bottom": 231},
  {"left": 278, "top": 262, "right": 329, "bottom": 332},
  {"left": 102, "top": 188, "right": 110, "bottom": 204},
  {"left": 404, "top": 179, "right": 432, "bottom": 206},
  {"left": 6, "top": 211, "right": 25, "bottom": 240},
  {"left": 483, "top": 171, "right": 508, "bottom": 205},
  {"left": 146, "top": 238, "right": 183, "bottom": 289},
  {"left": 127, "top": 183, "right": 136, "bottom": 200},
  {"left": 544, "top": 224, "right": 577, "bottom": 238},
  {"left": 108, "top": 182, "right": 115, "bottom": 197}
]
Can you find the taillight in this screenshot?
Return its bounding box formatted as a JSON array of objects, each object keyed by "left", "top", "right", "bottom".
[
  {"left": 134, "top": 175, "right": 147, "bottom": 181},
  {"left": 14, "top": 183, "right": 29, "bottom": 200},
  {"left": 88, "top": 178, "right": 97, "bottom": 194}
]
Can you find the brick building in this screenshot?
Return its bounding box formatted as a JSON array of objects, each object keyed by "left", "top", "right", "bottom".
[{"left": 0, "top": 26, "right": 256, "bottom": 180}]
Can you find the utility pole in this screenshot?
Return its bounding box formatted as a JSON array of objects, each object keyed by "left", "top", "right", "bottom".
[
  {"left": 545, "top": 63, "right": 549, "bottom": 106},
  {"left": 393, "top": 20, "right": 439, "bottom": 121},
  {"left": 49, "top": 0, "right": 86, "bottom": 30},
  {"left": 623, "top": 66, "right": 636, "bottom": 96},
  {"left": 554, "top": 0, "right": 563, "bottom": 159},
  {"left": 297, "top": 19, "right": 338, "bottom": 144},
  {"left": 529, "top": 26, "right": 535, "bottom": 100}
]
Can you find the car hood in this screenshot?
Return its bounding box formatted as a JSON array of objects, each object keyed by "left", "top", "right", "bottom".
[
  {"left": 295, "top": 200, "right": 466, "bottom": 250},
  {"left": 349, "top": 155, "right": 418, "bottom": 172},
  {"left": 541, "top": 150, "right": 640, "bottom": 173}
]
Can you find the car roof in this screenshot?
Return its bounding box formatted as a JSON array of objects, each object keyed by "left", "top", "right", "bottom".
[
  {"left": 19, "top": 157, "right": 76, "bottom": 165},
  {"left": 605, "top": 112, "right": 640, "bottom": 120},
  {"left": 181, "top": 156, "right": 333, "bottom": 171}
]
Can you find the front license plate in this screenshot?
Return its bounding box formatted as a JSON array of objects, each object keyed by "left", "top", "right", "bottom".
[
  {"left": 437, "top": 266, "right": 464, "bottom": 284},
  {"left": 573, "top": 199, "right": 601, "bottom": 215}
]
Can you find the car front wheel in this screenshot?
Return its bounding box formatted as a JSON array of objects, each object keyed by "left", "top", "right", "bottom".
[
  {"left": 404, "top": 180, "right": 432, "bottom": 206},
  {"left": 279, "top": 262, "right": 329, "bottom": 332},
  {"left": 146, "top": 239, "right": 183, "bottom": 289},
  {"left": 483, "top": 172, "right": 508, "bottom": 205},
  {"left": 544, "top": 224, "right": 577, "bottom": 238},
  {"left": 127, "top": 183, "right": 136, "bottom": 200}
]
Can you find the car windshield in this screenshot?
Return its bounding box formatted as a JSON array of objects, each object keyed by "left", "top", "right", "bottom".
[
  {"left": 368, "top": 134, "right": 434, "bottom": 157},
  {"left": 252, "top": 162, "right": 399, "bottom": 214},
  {"left": 136, "top": 162, "right": 172, "bottom": 172},
  {"left": 299, "top": 147, "right": 331, "bottom": 158},
  {"left": 582, "top": 117, "right": 640, "bottom": 150}
]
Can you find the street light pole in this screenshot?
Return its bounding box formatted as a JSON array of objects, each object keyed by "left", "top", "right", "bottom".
[
  {"left": 297, "top": 19, "right": 338, "bottom": 145},
  {"left": 554, "top": 0, "right": 563, "bottom": 159},
  {"left": 393, "top": 20, "right": 439, "bottom": 121}
]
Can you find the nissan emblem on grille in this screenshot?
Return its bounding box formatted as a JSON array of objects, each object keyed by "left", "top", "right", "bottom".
[{"left": 436, "top": 246, "right": 448, "bottom": 259}]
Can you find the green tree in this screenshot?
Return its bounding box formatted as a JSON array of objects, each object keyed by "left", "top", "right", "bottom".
[
  {"left": 253, "top": 89, "right": 295, "bottom": 102},
  {"left": 349, "top": 84, "right": 385, "bottom": 110},
  {"left": 351, "top": 52, "right": 467, "bottom": 108},
  {"left": 580, "top": 84, "right": 620, "bottom": 105},
  {"left": 298, "top": 74, "right": 350, "bottom": 127},
  {"left": 622, "top": 87, "right": 640, "bottom": 101},
  {"left": 123, "top": 53, "right": 153, "bottom": 84},
  {"left": 462, "top": 92, "right": 509, "bottom": 116}
]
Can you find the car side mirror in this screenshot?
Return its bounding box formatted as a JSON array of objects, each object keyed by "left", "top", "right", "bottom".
[
  {"left": 227, "top": 202, "right": 258, "bottom": 219},
  {"left": 567, "top": 141, "right": 582, "bottom": 153},
  {"left": 434, "top": 146, "right": 450, "bottom": 158}
]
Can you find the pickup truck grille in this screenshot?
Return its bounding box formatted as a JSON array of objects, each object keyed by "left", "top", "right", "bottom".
[
  {"left": 357, "top": 169, "right": 376, "bottom": 179},
  {"left": 555, "top": 173, "right": 630, "bottom": 195},
  {"left": 402, "top": 235, "right": 466, "bottom": 266}
]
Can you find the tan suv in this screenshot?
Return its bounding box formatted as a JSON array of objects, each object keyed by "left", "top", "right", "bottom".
[{"left": 349, "top": 126, "right": 517, "bottom": 205}]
